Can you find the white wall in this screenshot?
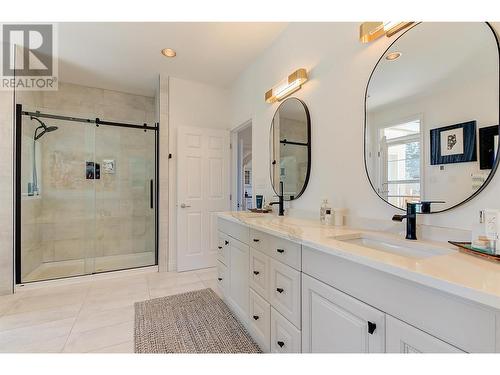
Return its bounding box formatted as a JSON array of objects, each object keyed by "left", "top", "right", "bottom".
[
  {"left": 167, "top": 76, "right": 230, "bottom": 270},
  {"left": 229, "top": 22, "right": 500, "bottom": 231}
]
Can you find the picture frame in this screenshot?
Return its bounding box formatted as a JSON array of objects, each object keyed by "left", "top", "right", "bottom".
[
  {"left": 479, "top": 125, "right": 499, "bottom": 170},
  {"left": 430, "top": 121, "right": 477, "bottom": 165}
]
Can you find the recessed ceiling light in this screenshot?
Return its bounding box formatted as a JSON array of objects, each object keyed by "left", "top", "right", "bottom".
[
  {"left": 161, "top": 48, "right": 176, "bottom": 58},
  {"left": 385, "top": 51, "right": 402, "bottom": 61}
]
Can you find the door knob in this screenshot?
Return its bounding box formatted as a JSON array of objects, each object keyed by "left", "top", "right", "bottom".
[
  {"left": 276, "top": 288, "right": 284, "bottom": 293},
  {"left": 180, "top": 203, "right": 191, "bottom": 208},
  {"left": 218, "top": 277, "right": 223, "bottom": 281},
  {"left": 277, "top": 341, "right": 285, "bottom": 348},
  {"left": 253, "top": 315, "right": 259, "bottom": 320},
  {"left": 253, "top": 271, "right": 260, "bottom": 275}
]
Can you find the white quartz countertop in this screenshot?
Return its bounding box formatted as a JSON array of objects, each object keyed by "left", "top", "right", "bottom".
[{"left": 218, "top": 211, "right": 500, "bottom": 311}]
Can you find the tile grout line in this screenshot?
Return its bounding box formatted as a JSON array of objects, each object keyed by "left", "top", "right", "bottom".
[{"left": 61, "top": 284, "right": 92, "bottom": 352}]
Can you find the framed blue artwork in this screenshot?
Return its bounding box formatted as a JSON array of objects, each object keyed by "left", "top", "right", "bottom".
[{"left": 430, "top": 121, "right": 477, "bottom": 165}]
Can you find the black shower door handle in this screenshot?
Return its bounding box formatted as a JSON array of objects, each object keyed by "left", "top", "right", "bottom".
[{"left": 150, "top": 179, "right": 153, "bottom": 209}]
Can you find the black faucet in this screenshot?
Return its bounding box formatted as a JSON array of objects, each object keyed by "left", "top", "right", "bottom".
[
  {"left": 392, "top": 201, "right": 444, "bottom": 240},
  {"left": 269, "top": 181, "right": 285, "bottom": 216}
]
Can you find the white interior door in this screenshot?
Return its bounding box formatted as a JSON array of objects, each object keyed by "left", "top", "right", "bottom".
[{"left": 177, "top": 126, "right": 230, "bottom": 271}]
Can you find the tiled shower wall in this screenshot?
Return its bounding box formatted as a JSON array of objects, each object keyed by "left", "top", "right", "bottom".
[
  {"left": 17, "top": 82, "right": 156, "bottom": 279},
  {"left": 0, "top": 88, "right": 13, "bottom": 294}
]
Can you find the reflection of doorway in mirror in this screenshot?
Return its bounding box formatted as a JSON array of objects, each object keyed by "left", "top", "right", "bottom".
[{"left": 377, "top": 118, "right": 422, "bottom": 208}]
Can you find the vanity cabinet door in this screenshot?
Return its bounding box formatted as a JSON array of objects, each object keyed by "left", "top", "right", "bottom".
[
  {"left": 270, "top": 307, "right": 301, "bottom": 353},
  {"left": 249, "top": 248, "right": 270, "bottom": 299},
  {"left": 386, "top": 315, "right": 464, "bottom": 353},
  {"left": 302, "top": 274, "right": 385, "bottom": 353},
  {"left": 217, "top": 231, "right": 230, "bottom": 266},
  {"left": 229, "top": 238, "right": 250, "bottom": 317},
  {"left": 216, "top": 260, "right": 229, "bottom": 297},
  {"left": 269, "top": 259, "right": 301, "bottom": 328},
  {"left": 249, "top": 289, "right": 271, "bottom": 352}
]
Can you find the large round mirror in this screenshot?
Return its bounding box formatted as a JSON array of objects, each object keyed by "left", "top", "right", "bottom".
[
  {"left": 365, "top": 22, "right": 500, "bottom": 212},
  {"left": 270, "top": 97, "right": 311, "bottom": 200}
]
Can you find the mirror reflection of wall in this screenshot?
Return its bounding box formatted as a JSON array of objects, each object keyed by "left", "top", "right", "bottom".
[
  {"left": 365, "top": 22, "right": 499, "bottom": 212},
  {"left": 270, "top": 97, "right": 311, "bottom": 201}
]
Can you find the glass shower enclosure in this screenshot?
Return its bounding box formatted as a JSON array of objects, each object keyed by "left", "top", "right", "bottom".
[{"left": 15, "top": 105, "right": 158, "bottom": 283}]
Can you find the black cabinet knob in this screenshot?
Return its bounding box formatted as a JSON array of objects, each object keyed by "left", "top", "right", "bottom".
[
  {"left": 276, "top": 288, "right": 284, "bottom": 293},
  {"left": 225, "top": 240, "right": 229, "bottom": 245},
  {"left": 253, "top": 315, "right": 259, "bottom": 320},
  {"left": 277, "top": 341, "right": 285, "bottom": 348},
  {"left": 253, "top": 239, "right": 260, "bottom": 242},
  {"left": 217, "top": 277, "right": 223, "bottom": 281},
  {"left": 217, "top": 246, "right": 222, "bottom": 250},
  {"left": 368, "top": 321, "right": 376, "bottom": 335},
  {"left": 276, "top": 248, "right": 285, "bottom": 254},
  {"left": 253, "top": 271, "right": 260, "bottom": 275}
]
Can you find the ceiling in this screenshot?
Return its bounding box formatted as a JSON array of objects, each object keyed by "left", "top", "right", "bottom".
[
  {"left": 366, "top": 22, "right": 498, "bottom": 112},
  {"left": 57, "top": 22, "right": 288, "bottom": 97}
]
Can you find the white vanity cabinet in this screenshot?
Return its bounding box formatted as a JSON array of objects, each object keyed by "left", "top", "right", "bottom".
[
  {"left": 218, "top": 214, "right": 500, "bottom": 353},
  {"left": 302, "top": 273, "right": 385, "bottom": 353}
]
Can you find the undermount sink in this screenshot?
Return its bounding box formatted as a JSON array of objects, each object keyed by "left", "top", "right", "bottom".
[{"left": 339, "top": 235, "right": 455, "bottom": 259}]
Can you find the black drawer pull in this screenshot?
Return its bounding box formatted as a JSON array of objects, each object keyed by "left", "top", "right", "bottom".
[
  {"left": 368, "top": 321, "right": 376, "bottom": 335},
  {"left": 276, "top": 248, "right": 285, "bottom": 254},
  {"left": 253, "top": 239, "right": 260, "bottom": 242},
  {"left": 276, "top": 288, "right": 284, "bottom": 293},
  {"left": 253, "top": 315, "right": 259, "bottom": 320},
  {"left": 225, "top": 240, "right": 229, "bottom": 245},
  {"left": 218, "top": 246, "right": 222, "bottom": 250},
  {"left": 253, "top": 271, "right": 260, "bottom": 275},
  {"left": 217, "top": 278, "right": 223, "bottom": 281},
  {"left": 277, "top": 341, "right": 285, "bottom": 348}
]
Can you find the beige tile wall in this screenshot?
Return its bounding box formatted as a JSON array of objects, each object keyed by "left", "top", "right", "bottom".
[{"left": 0, "top": 89, "right": 13, "bottom": 295}]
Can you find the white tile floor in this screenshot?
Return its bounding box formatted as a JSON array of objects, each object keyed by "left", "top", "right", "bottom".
[{"left": 0, "top": 267, "right": 219, "bottom": 353}]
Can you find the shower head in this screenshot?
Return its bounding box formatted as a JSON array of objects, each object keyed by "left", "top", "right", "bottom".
[{"left": 31, "top": 116, "right": 58, "bottom": 140}]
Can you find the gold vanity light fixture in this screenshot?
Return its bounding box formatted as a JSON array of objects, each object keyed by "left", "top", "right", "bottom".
[
  {"left": 359, "top": 22, "right": 414, "bottom": 43},
  {"left": 265, "top": 68, "right": 308, "bottom": 104}
]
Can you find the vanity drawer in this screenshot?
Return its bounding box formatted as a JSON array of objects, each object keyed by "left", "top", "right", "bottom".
[
  {"left": 269, "top": 258, "right": 301, "bottom": 328},
  {"left": 270, "top": 307, "right": 301, "bottom": 353},
  {"left": 217, "top": 231, "right": 230, "bottom": 266},
  {"left": 216, "top": 260, "right": 229, "bottom": 297},
  {"left": 218, "top": 217, "right": 250, "bottom": 245},
  {"left": 249, "top": 248, "right": 270, "bottom": 299},
  {"left": 250, "top": 228, "right": 301, "bottom": 270},
  {"left": 249, "top": 289, "right": 271, "bottom": 352}
]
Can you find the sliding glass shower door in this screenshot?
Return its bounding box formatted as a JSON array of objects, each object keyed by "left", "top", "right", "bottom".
[
  {"left": 93, "top": 125, "right": 156, "bottom": 273},
  {"left": 17, "top": 105, "right": 157, "bottom": 283}
]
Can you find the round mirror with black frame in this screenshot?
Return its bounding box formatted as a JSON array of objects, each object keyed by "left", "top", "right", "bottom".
[
  {"left": 364, "top": 22, "right": 500, "bottom": 213},
  {"left": 270, "top": 97, "right": 311, "bottom": 201}
]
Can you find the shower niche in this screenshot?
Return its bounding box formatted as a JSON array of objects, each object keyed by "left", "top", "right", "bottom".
[{"left": 15, "top": 90, "right": 158, "bottom": 284}]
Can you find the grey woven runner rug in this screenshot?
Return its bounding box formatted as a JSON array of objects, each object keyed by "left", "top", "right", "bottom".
[{"left": 134, "top": 288, "right": 261, "bottom": 353}]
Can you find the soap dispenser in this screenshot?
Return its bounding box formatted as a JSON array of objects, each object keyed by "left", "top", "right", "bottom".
[{"left": 320, "top": 199, "right": 331, "bottom": 224}]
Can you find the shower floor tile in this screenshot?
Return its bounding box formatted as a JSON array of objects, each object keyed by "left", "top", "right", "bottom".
[{"left": 22, "top": 251, "right": 156, "bottom": 282}]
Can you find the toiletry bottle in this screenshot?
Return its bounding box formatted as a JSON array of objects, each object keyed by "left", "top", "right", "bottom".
[
  {"left": 320, "top": 199, "right": 330, "bottom": 224},
  {"left": 484, "top": 209, "right": 500, "bottom": 255},
  {"left": 324, "top": 209, "right": 333, "bottom": 225}
]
